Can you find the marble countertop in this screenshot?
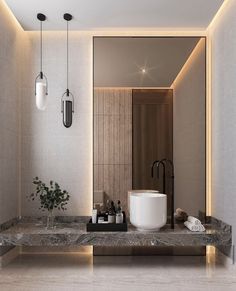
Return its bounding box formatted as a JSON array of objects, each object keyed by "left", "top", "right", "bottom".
[{"left": 0, "top": 217, "right": 232, "bottom": 248}]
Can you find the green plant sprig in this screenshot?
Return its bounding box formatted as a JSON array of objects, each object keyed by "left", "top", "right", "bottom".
[{"left": 28, "top": 177, "right": 70, "bottom": 211}]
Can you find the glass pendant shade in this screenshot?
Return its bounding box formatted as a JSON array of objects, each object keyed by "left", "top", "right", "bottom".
[
  {"left": 61, "top": 89, "right": 74, "bottom": 128},
  {"left": 35, "top": 13, "right": 48, "bottom": 111},
  {"left": 35, "top": 73, "right": 48, "bottom": 110},
  {"left": 62, "top": 13, "right": 74, "bottom": 128}
]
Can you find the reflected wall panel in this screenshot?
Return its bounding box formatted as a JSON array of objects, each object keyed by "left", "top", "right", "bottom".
[{"left": 94, "top": 88, "right": 132, "bottom": 211}]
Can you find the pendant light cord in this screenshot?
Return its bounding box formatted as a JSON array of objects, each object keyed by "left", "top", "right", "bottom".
[
  {"left": 63, "top": 13, "right": 72, "bottom": 96},
  {"left": 67, "top": 20, "right": 69, "bottom": 91},
  {"left": 40, "top": 20, "right": 43, "bottom": 74}
]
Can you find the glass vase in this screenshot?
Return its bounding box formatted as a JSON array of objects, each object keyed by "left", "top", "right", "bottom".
[{"left": 46, "top": 209, "right": 55, "bottom": 229}]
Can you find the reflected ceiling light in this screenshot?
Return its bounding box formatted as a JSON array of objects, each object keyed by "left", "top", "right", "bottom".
[
  {"left": 141, "top": 68, "right": 146, "bottom": 74},
  {"left": 35, "top": 13, "right": 48, "bottom": 110},
  {"left": 61, "top": 13, "right": 74, "bottom": 128}
]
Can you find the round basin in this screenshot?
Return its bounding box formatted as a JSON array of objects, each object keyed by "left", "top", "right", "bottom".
[
  {"left": 127, "top": 190, "right": 159, "bottom": 216},
  {"left": 129, "top": 191, "right": 167, "bottom": 231}
]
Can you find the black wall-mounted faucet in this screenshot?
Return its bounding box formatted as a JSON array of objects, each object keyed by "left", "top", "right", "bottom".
[
  {"left": 151, "top": 159, "right": 175, "bottom": 229},
  {"left": 151, "top": 160, "right": 166, "bottom": 194}
]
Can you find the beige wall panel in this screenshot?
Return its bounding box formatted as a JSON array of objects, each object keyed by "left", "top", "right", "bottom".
[{"left": 94, "top": 88, "right": 132, "bottom": 212}]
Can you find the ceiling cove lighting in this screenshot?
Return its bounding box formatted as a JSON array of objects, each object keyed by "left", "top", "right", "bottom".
[
  {"left": 61, "top": 13, "right": 74, "bottom": 128},
  {"left": 35, "top": 13, "right": 48, "bottom": 110}
]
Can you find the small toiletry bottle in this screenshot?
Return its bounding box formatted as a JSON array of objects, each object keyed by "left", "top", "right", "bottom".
[
  {"left": 92, "top": 209, "right": 97, "bottom": 223},
  {"left": 105, "top": 199, "right": 110, "bottom": 218},
  {"left": 98, "top": 217, "right": 104, "bottom": 223},
  {"left": 116, "top": 200, "right": 123, "bottom": 224},
  {"left": 108, "top": 201, "right": 116, "bottom": 223},
  {"left": 94, "top": 203, "right": 101, "bottom": 215}
]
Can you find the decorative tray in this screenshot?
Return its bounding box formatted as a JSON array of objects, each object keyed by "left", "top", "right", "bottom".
[{"left": 86, "top": 213, "right": 127, "bottom": 232}]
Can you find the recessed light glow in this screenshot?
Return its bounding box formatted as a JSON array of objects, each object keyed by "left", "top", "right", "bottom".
[{"left": 141, "top": 68, "right": 146, "bottom": 74}]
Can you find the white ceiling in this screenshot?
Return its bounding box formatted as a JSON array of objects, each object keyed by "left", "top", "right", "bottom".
[
  {"left": 5, "top": 0, "right": 224, "bottom": 31},
  {"left": 94, "top": 37, "right": 203, "bottom": 87}
]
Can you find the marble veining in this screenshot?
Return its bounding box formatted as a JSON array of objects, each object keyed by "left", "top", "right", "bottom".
[
  {"left": 0, "top": 218, "right": 19, "bottom": 232},
  {"left": 0, "top": 216, "right": 232, "bottom": 250},
  {"left": 206, "top": 216, "right": 232, "bottom": 233}
]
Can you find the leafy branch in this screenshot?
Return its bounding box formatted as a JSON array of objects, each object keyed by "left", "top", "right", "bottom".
[{"left": 28, "top": 177, "right": 70, "bottom": 211}]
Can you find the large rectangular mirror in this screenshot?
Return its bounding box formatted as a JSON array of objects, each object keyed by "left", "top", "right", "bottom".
[{"left": 93, "top": 37, "right": 206, "bottom": 220}]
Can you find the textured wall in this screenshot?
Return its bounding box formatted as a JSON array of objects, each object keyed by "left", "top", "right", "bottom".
[
  {"left": 210, "top": 0, "right": 236, "bottom": 245},
  {"left": 0, "top": 1, "right": 26, "bottom": 224},
  {"left": 20, "top": 32, "right": 93, "bottom": 216},
  {"left": 94, "top": 88, "right": 132, "bottom": 212},
  {"left": 172, "top": 38, "right": 206, "bottom": 217}
]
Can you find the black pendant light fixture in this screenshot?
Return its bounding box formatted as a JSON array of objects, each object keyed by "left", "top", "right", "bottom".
[
  {"left": 35, "top": 13, "right": 48, "bottom": 110},
  {"left": 61, "top": 13, "right": 74, "bottom": 128}
]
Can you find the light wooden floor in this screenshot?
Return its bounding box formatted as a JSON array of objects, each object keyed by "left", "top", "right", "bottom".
[{"left": 0, "top": 252, "right": 235, "bottom": 291}]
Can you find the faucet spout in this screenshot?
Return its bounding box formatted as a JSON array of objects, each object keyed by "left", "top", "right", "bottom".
[
  {"left": 151, "top": 160, "right": 166, "bottom": 194},
  {"left": 151, "top": 160, "right": 158, "bottom": 178},
  {"left": 160, "top": 158, "right": 175, "bottom": 229},
  {"left": 151, "top": 158, "right": 175, "bottom": 229}
]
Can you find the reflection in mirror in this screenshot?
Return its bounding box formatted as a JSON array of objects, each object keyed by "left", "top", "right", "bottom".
[{"left": 93, "top": 37, "right": 206, "bottom": 221}]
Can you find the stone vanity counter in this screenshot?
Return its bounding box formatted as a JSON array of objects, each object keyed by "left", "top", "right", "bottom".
[{"left": 0, "top": 217, "right": 231, "bottom": 248}]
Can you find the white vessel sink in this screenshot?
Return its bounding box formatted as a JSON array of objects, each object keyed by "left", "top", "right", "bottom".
[
  {"left": 128, "top": 190, "right": 159, "bottom": 215},
  {"left": 129, "top": 191, "right": 167, "bottom": 231}
]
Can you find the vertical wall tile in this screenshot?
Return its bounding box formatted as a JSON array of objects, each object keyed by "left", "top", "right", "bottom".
[
  {"left": 93, "top": 115, "right": 98, "bottom": 165},
  {"left": 113, "top": 115, "right": 120, "bottom": 164},
  {"left": 97, "top": 165, "right": 104, "bottom": 191},
  {"left": 124, "top": 114, "right": 132, "bottom": 165},
  {"left": 94, "top": 165, "right": 98, "bottom": 190},
  {"left": 97, "top": 115, "right": 104, "bottom": 165},
  {"left": 98, "top": 88, "right": 104, "bottom": 115},
  {"left": 94, "top": 89, "right": 98, "bottom": 115},
  {"left": 119, "top": 114, "right": 125, "bottom": 165},
  {"left": 103, "top": 114, "right": 110, "bottom": 165}
]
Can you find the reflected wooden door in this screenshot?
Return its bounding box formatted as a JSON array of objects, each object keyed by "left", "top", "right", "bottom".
[{"left": 132, "top": 89, "right": 173, "bottom": 214}]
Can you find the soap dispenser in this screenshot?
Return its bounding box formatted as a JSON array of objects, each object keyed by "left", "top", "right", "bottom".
[
  {"left": 116, "top": 200, "right": 124, "bottom": 224},
  {"left": 108, "top": 201, "right": 116, "bottom": 223}
]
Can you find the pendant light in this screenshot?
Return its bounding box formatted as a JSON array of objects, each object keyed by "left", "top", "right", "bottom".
[
  {"left": 61, "top": 13, "right": 74, "bottom": 128},
  {"left": 35, "top": 13, "right": 48, "bottom": 110}
]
